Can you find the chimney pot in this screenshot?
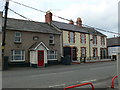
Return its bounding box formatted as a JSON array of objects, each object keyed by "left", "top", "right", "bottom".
[
  {"left": 76, "top": 17, "right": 82, "bottom": 27},
  {"left": 45, "top": 11, "right": 52, "bottom": 23},
  {"left": 69, "top": 19, "right": 74, "bottom": 24}
]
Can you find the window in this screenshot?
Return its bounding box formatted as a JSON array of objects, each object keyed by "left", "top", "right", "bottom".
[
  {"left": 101, "top": 37, "right": 105, "bottom": 45},
  {"left": 33, "top": 36, "right": 39, "bottom": 41},
  {"left": 93, "top": 35, "right": 97, "bottom": 45},
  {"left": 69, "top": 32, "right": 75, "bottom": 43},
  {"left": 81, "top": 34, "right": 86, "bottom": 44},
  {"left": 81, "top": 47, "right": 86, "bottom": 57},
  {"left": 11, "top": 50, "right": 25, "bottom": 61},
  {"left": 49, "top": 34, "right": 54, "bottom": 44},
  {"left": 47, "top": 50, "right": 57, "bottom": 60},
  {"left": 14, "top": 32, "right": 21, "bottom": 43},
  {"left": 93, "top": 48, "right": 97, "bottom": 57}
]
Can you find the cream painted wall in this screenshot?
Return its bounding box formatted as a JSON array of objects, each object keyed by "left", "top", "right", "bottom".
[
  {"left": 63, "top": 30, "right": 90, "bottom": 60},
  {"left": 90, "top": 35, "right": 107, "bottom": 57},
  {"left": 63, "top": 30, "right": 107, "bottom": 60}
]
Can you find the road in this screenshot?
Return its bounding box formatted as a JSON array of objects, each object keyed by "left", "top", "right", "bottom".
[{"left": 2, "top": 61, "right": 117, "bottom": 89}]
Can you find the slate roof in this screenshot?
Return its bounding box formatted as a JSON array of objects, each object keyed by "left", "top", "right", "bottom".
[
  {"left": 107, "top": 37, "right": 120, "bottom": 47},
  {"left": 52, "top": 21, "right": 106, "bottom": 36},
  {"left": 3, "top": 18, "right": 61, "bottom": 34}
]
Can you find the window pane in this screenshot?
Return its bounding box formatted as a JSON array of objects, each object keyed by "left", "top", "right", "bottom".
[
  {"left": 49, "top": 34, "right": 54, "bottom": 44},
  {"left": 14, "top": 56, "right": 21, "bottom": 60},
  {"left": 70, "top": 32, "right": 74, "bottom": 43},
  {"left": 15, "top": 32, "right": 21, "bottom": 36},
  {"left": 49, "top": 40, "right": 53, "bottom": 44},
  {"left": 14, "top": 50, "right": 21, "bottom": 54},
  {"left": 11, "top": 50, "right": 24, "bottom": 61},
  {"left": 50, "top": 51, "right": 54, "bottom": 54},
  {"left": 15, "top": 37, "right": 20, "bottom": 42},
  {"left": 15, "top": 32, "right": 21, "bottom": 42},
  {"left": 47, "top": 50, "right": 57, "bottom": 60}
]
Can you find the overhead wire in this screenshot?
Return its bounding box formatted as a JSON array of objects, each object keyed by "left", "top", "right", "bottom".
[
  {"left": 9, "top": 8, "right": 33, "bottom": 21},
  {"left": 3, "top": 0, "right": 120, "bottom": 35},
  {"left": 8, "top": 8, "right": 58, "bottom": 33}
]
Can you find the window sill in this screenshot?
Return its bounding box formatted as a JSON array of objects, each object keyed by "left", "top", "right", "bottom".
[
  {"left": 14, "top": 42, "right": 22, "bottom": 44},
  {"left": 47, "top": 59, "right": 57, "bottom": 61},
  {"left": 49, "top": 43, "right": 55, "bottom": 45},
  {"left": 10, "top": 60, "right": 25, "bottom": 62}
]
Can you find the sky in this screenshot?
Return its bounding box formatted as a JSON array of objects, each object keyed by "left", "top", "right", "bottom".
[{"left": 0, "top": 0, "right": 119, "bottom": 38}]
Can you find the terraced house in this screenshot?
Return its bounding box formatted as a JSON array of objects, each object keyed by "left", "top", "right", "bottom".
[
  {"left": 1, "top": 11, "right": 62, "bottom": 67},
  {"left": 45, "top": 11, "right": 107, "bottom": 62}
]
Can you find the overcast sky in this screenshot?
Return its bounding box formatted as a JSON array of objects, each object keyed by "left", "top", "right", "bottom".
[{"left": 0, "top": 0, "right": 119, "bottom": 38}]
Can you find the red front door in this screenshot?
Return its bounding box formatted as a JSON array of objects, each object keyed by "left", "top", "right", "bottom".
[{"left": 38, "top": 50, "right": 44, "bottom": 67}]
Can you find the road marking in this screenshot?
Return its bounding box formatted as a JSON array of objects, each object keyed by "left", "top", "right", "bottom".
[
  {"left": 49, "top": 86, "right": 54, "bottom": 88},
  {"left": 48, "top": 83, "right": 66, "bottom": 88},
  {"left": 90, "top": 79, "right": 96, "bottom": 82},
  {"left": 81, "top": 81, "right": 90, "bottom": 83},
  {"left": 81, "top": 79, "right": 96, "bottom": 83},
  {"left": 48, "top": 79, "right": 96, "bottom": 88}
]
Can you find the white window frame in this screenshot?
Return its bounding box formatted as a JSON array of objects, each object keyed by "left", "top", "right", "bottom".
[
  {"left": 101, "top": 37, "right": 105, "bottom": 45},
  {"left": 81, "top": 47, "right": 86, "bottom": 57},
  {"left": 47, "top": 50, "right": 57, "bottom": 60},
  {"left": 70, "top": 32, "right": 75, "bottom": 43},
  {"left": 14, "top": 32, "right": 21, "bottom": 43},
  {"left": 49, "top": 34, "right": 54, "bottom": 44},
  {"left": 93, "top": 35, "right": 97, "bottom": 45},
  {"left": 11, "top": 50, "right": 25, "bottom": 62},
  {"left": 81, "top": 34, "right": 85, "bottom": 44}
]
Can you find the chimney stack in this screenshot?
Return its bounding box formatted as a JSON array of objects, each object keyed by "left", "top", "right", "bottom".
[
  {"left": 76, "top": 17, "right": 82, "bottom": 27},
  {"left": 45, "top": 11, "right": 52, "bottom": 23},
  {"left": 69, "top": 19, "right": 74, "bottom": 25}
]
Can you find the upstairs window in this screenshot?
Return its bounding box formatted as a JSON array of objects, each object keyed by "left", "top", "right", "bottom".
[
  {"left": 93, "top": 35, "right": 97, "bottom": 45},
  {"left": 69, "top": 32, "right": 75, "bottom": 43},
  {"left": 81, "top": 34, "right": 86, "bottom": 44},
  {"left": 101, "top": 37, "right": 105, "bottom": 45},
  {"left": 14, "top": 32, "right": 21, "bottom": 43},
  {"left": 49, "top": 34, "right": 54, "bottom": 44}
]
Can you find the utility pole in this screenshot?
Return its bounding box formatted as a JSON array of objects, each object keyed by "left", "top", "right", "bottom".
[{"left": 2, "top": 0, "right": 9, "bottom": 70}]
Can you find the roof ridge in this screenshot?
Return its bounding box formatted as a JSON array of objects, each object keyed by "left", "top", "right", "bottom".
[{"left": 5, "top": 17, "right": 46, "bottom": 24}]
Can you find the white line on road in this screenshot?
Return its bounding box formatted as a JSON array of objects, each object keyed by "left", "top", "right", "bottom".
[
  {"left": 48, "top": 79, "right": 97, "bottom": 88},
  {"left": 81, "top": 79, "right": 96, "bottom": 83},
  {"left": 49, "top": 83, "right": 66, "bottom": 88}
]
